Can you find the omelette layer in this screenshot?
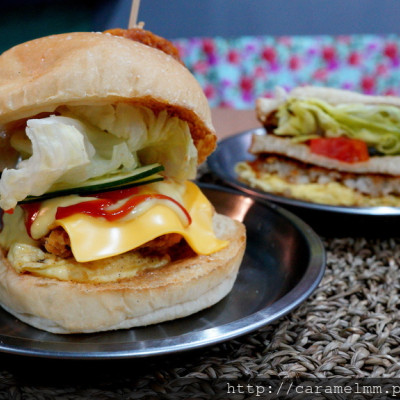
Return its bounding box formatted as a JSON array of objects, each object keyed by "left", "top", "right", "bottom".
[{"left": 236, "top": 161, "right": 400, "bottom": 207}]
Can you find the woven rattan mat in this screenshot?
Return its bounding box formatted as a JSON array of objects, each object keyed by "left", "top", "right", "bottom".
[{"left": 0, "top": 236, "right": 399, "bottom": 398}]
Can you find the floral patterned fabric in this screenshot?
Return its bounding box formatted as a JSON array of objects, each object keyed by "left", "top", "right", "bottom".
[{"left": 173, "top": 35, "right": 400, "bottom": 109}]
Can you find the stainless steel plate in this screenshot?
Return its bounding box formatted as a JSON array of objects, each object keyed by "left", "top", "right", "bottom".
[
  {"left": 208, "top": 129, "right": 400, "bottom": 236},
  {"left": 0, "top": 184, "right": 325, "bottom": 359}
]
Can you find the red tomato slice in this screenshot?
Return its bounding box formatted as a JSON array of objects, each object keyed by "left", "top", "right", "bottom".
[{"left": 309, "top": 137, "right": 369, "bottom": 163}]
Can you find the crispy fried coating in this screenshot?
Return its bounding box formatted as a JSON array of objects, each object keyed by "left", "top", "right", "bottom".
[
  {"left": 138, "top": 233, "right": 182, "bottom": 256},
  {"left": 105, "top": 28, "right": 183, "bottom": 64},
  {"left": 104, "top": 27, "right": 216, "bottom": 164},
  {"left": 42, "top": 227, "right": 73, "bottom": 259},
  {"left": 42, "top": 226, "right": 186, "bottom": 260},
  {"left": 138, "top": 232, "right": 196, "bottom": 261}
]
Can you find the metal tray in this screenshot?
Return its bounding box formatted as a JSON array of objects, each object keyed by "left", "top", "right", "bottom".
[
  {"left": 0, "top": 184, "right": 325, "bottom": 359},
  {"left": 208, "top": 129, "right": 400, "bottom": 236}
]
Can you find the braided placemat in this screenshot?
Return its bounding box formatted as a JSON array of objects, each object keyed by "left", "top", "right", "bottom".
[{"left": 0, "top": 236, "right": 399, "bottom": 398}]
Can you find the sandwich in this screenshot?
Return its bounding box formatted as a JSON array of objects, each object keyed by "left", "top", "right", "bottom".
[
  {"left": 236, "top": 86, "right": 400, "bottom": 207},
  {"left": 0, "top": 29, "right": 246, "bottom": 334}
]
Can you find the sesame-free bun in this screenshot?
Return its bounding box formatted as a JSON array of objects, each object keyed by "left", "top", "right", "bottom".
[
  {"left": 0, "top": 32, "right": 216, "bottom": 163},
  {"left": 0, "top": 214, "right": 245, "bottom": 334}
]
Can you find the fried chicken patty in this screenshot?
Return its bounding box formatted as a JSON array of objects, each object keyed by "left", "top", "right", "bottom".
[
  {"left": 42, "top": 227, "right": 72, "bottom": 259},
  {"left": 42, "top": 227, "right": 185, "bottom": 260},
  {"left": 105, "top": 27, "right": 183, "bottom": 64}
]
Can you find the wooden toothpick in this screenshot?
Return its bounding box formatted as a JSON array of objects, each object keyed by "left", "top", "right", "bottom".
[{"left": 128, "top": 0, "right": 141, "bottom": 29}]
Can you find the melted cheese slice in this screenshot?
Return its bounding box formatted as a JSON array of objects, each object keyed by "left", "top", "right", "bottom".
[{"left": 49, "top": 181, "right": 227, "bottom": 262}]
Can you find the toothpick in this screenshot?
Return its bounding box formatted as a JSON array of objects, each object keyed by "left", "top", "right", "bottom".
[{"left": 128, "top": 0, "right": 141, "bottom": 29}]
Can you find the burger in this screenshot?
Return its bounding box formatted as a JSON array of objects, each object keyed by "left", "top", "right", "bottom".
[
  {"left": 0, "top": 30, "right": 246, "bottom": 334},
  {"left": 236, "top": 86, "right": 400, "bottom": 207}
]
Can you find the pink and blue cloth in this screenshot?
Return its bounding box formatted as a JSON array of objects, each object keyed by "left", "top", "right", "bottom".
[{"left": 173, "top": 35, "right": 400, "bottom": 109}]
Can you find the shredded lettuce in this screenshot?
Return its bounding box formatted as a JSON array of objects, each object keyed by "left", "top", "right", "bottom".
[
  {"left": 0, "top": 116, "right": 140, "bottom": 210},
  {"left": 275, "top": 98, "right": 400, "bottom": 155},
  {"left": 0, "top": 118, "right": 91, "bottom": 210},
  {"left": 0, "top": 105, "right": 197, "bottom": 210},
  {"left": 66, "top": 104, "right": 198, "bottom": 181}
]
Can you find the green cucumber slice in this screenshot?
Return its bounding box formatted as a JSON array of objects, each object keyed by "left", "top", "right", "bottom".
[{"left": 19, "top": 164, "right": 164, "bottom": 204}]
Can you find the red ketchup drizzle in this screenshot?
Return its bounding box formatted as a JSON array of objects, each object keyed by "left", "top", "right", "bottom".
[
  {"left": 55, "top": 187, "right": 192, "bottom": 224},
  {"left": 20, "top": 203, "right": 41, "bottom": 238}
]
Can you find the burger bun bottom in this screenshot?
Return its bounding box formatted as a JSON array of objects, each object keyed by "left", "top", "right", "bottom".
[{"left": 0, "top": 213, "right": 246, "bottom": 334}]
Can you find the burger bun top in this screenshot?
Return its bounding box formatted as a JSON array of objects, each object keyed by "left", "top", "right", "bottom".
[{"left": 0, "top": 32, "right": 216, "bottom": 162}]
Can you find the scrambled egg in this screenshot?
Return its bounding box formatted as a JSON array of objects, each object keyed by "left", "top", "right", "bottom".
[
  {"left": 236, "top": 162, "right": 400, "bottom": 207},
  {"left": 7, "top": 243, "right": 169, "bottom": 283}
]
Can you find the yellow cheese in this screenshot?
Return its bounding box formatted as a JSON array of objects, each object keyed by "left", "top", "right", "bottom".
[
  {"left": 30, "top": 195, "right": 98, "bottom": 239},
  {"left": 56, "top": 181, "right": 227, "bottom": 262},
  {"left": 0, "top": 207, "right": 36, "bottom": 249}
]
